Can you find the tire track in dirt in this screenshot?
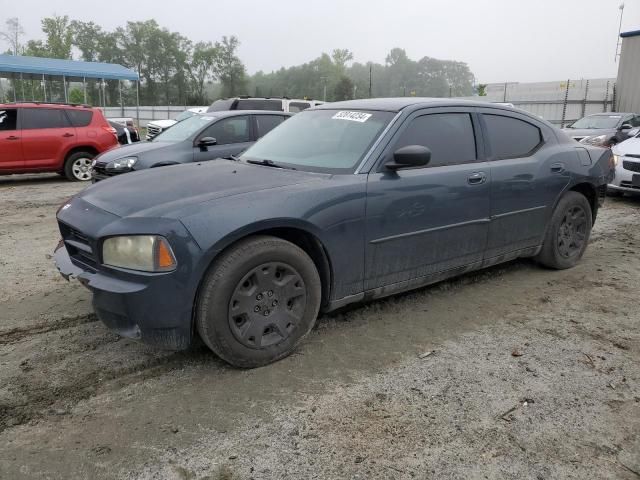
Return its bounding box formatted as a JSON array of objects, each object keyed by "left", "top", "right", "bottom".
[
  {"left": 1, "top": 346, "right": 216, "bottom": 433},
  {"left": 0, "top": 313, "right": 98, "bottom": 345}
]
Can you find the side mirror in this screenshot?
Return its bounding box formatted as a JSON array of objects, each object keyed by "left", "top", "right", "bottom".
[
  {"left": 198, "top": 136, "right": 217, "bottom": 148},
  {"left": 619, "top": 123, "right": 633, "bottom": 131},
  {"left": 386, "top": 145, "right": 431, "bottom": 170}
]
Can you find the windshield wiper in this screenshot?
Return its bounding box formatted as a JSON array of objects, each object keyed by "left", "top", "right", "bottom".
[
  {"left": 245, "top": 158, "right": 283, "bottom": 169},
  {"left": 223, "top": 154, "right": 240, "bottom": 161}
]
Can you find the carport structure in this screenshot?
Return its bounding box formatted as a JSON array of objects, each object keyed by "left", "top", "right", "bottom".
[{"left": 0, "top": 54, "right": 140, "bottom": 125}]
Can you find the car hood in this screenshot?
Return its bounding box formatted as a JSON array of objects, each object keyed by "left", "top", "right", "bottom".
[
  {"left": 613, "top": 136, "right": 640, "bottom": 155},
  {"left": 94, "top": 141, "right": 178, "bottom": 164},
  {"left": 562, "top": 128, "right": 616, "bottom": 138},
  {"left": 79, "top": 160, "right": 326, "bottom": 218},
  {"left": 148, "top": 119, "right": 177, "bottom": 128}
]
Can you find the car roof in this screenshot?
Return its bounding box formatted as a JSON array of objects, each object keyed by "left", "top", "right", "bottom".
[
  {"left": 0, "top": 102, "right": 95, "bottom": 110},
  {"left": 586, "top": 112, "right": 635, "bottom": 116},
  {"left": 314, "top": 97, "right": 528, "bottom": 113}
]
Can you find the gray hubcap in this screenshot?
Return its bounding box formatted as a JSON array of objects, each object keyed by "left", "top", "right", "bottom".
[
  {"left": 71, "top": 157, "right": 93, "bottom": 181},
  {"left": 557, "top": 205, "right": 587, "bottom": 258},
  {"left": 228, "top": 262, "right": 307, "bottom": 349}
]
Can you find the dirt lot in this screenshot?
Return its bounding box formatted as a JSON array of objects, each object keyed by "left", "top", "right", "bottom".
[{"left": 1, "top": 174, "right": 639, "bottom": 480}]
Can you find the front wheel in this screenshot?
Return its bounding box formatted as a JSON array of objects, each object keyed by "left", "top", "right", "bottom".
[
  {"left": 196, "top": 235, "right": 322, "bottom": 368},
  {"left": 64, "top": 151, "right": 95, "bottom": 181},
  {"left": 536, "top": 191, "right": 592, "bottom": 269}
]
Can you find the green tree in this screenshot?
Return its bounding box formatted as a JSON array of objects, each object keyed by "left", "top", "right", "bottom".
[
  {"left": 334, "top": 75, "right": 354, "bottom": 101},
  {"left": 41, "top": 15, "right": 73, "bottom": 59},
  {"left": 188, "top": 41, "right": 219, "bottom": 104},
  {"left": 214, "top": 36, "right": 247, "bottom": 97},
  {"left": 70, "top": 21, "right": 103, "bottom": 61},
  {"left": 477, "top": 84, "right": 488, "bottom": 96},
  {"left": 331, "top": 48, "right": 353, "bottom": 73},
  {"left": 0, "top": 17, "right": 25, "bottom": 55}
]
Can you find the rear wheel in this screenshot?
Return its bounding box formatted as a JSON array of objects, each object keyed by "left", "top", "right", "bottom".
[
  {"left": 536, "top": 191, "right": 592, "bottom": 269},
  {"left": 64, "top": 151, "right": 95, "bottom": 181},
  {"left": 196, "top": 235, "right": 321, "bottom": 368}
]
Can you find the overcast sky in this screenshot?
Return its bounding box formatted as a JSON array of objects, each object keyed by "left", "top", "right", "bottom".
[{"left": 1, "top": 0, "right": 638, "bottom": 83}]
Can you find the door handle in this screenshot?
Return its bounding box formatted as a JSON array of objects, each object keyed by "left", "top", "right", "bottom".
[
  {"left": 62, "top": 133, "right": 74, "bottom": 138},
  {"left": 550, "top": 162, "right": 565, "bottom": 173},
  {"left": 6, "top": 135, "right": 19, "bottom": 140},
  {"left": 467, "top": 172, "right": 487, "bottom": 185}
]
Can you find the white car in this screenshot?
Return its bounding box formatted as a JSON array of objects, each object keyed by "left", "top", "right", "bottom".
[
  {"left": 145, "top": 107, "right": 207, "bottom": 141},
  {"left": 608, "top": 128, "right": 640, "bottom": 195}
]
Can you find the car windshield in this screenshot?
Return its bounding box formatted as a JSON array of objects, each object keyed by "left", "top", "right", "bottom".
[
  {"left": 569, "top": 115, "right": 621, "bottom": 129},
  {"left": 175, "top": 110, "right": 198, "bottom": 122},
  {"left": 152, "top": 114, "right": 216, "bottom": 142},
  {"left": 240, "top": 109, "right": 395, "bottom": 173}
]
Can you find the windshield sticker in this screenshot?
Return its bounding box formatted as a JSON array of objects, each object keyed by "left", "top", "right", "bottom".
[{"left": 332, "top": 111, "right": 372, "bottom": 123}]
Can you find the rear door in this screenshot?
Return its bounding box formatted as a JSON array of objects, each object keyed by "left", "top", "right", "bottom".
[
  {"left": 478, "top": 109, "right": 569, "bottom": 259},
  {"left": 364, "top": 108, "right": 491, "bottom": 290},
  {"left": 21, "top": 108, "right": 76, "bottom": 169},
  {"left": 193, "top": 115, "right": 253, "bottom": 162},
  {"left": 0, "top": 108, "right": 23, "bottom": 171}
]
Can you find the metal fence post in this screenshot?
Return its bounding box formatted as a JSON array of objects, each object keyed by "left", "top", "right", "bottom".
[
  {"left": 603, "top": 80, "right": 610, "bottom": 113},
  {"left": 581, "top": 80, "right": 589, "bottom": 118},
  {"left": 560, "top": 79, "right": 570, "bottom": 128},
  {"left": 611, "top": 83, "right": 617, "bottom": 112}
]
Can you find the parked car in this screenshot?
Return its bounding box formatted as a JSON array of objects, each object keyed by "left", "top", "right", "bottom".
[
  {"left": 145, "top": 107, "right": 207, "bottom": 141},
  {"left": 563, "top": 112, "right": 640, "bottom": 147},
  {"left": 0, "top": 102, "right": 118, "bottom": 181},
  {"left": 108, "top": 120, "right": 140, "bottom": 145},
  {"left": 91, "top": 110, "right": 292, "bottom": 181},
  {"left": 54, "top": 98, "right": 613, "bottom": 367},
  {"left": 207, "top": 96, "right": 323, "bottom": 114},
  {"left": 608, "top": 128, "right": 640, "bottom": 195}
]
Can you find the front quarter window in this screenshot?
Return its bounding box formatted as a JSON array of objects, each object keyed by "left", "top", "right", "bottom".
[{"left": 240, "top": 109, "right": 395, "bottom": 173}]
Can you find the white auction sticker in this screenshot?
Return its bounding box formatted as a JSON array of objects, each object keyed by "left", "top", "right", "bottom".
[{"left": 332, "top": 111, "right": 372, "bottom": 123}]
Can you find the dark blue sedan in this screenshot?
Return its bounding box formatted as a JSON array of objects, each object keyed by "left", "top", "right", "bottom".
[{"left": 54, "top": 98, "right": 614, "bottom": 367}]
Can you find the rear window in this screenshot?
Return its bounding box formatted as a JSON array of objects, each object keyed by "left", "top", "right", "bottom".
[
  {"left": 0, "top": 109, "right": 17, "bottom": 131},
  {"left": 207, "top": 99, "right": 236, "bottom": 112},
  {"left": 66, "top": 109, "right": 93, "bottom": 127},
  {"left": 22, "top": 108, "right": 71, "bottom": 129},
  {"left": 288, "top": 102, "right": 311, "bottom": 113},
  {"left": 256, "top": 115, "right": 285, "bottom": 138},
  {"left": 483, "top": 114, "right": 542, "bottom": 159},
  {"left": 236, "top": 99, "right": 283, "bottom": 111}
]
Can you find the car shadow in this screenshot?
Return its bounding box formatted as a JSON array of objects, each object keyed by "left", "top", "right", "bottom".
[{"left": 0, "top": 173, "right": 71, "bottom": 187}]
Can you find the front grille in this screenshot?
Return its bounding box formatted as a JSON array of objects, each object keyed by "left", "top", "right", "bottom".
[
  {"left": 91, "top": 163, "right": 123, "bottom": 181},
  {"left": 59, "top": 222, "right": 98, "bottom": 271},
  {"left": 620, "top": 181, "right": 640, "bottom": 190},
  {"left": 146, "top": 125, "right": 163, "bottom": 139},
  {"left": 622, "top": 160, "right": 640, "bottom": 173}
]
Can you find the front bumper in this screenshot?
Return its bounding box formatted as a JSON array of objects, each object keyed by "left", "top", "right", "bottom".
[
  {"left": 54, "top": 244, "right": 194, "bottom": 350},
  {"left": 608, "top": 157, "right": 640, "bottom": 194}
]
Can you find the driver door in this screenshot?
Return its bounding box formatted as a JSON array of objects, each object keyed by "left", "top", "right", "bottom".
[
  {"left": 364, "top": 108, "right": 490, "bottom": 291},
  {"left": 193, "top": 115, "right": 253, "bottom": 162}
]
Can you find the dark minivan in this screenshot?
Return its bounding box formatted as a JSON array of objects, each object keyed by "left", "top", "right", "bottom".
[{"left": 55, "top": 98, "right": 613, "bottom": 368}]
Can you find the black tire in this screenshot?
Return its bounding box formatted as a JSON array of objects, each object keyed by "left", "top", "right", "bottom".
[
  {"left": 536, "top": 191, "right": 592, "bottom": 270},
  {"left": 64, "top": 151, "right": 95, "bottom": 181},
  {"left": 196, "top": 235, "right": 321, "bottom": 368}
]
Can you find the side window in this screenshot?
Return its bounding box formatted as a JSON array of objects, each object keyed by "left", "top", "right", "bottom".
[
  {"left": 629, "top": 115, "right": 640, "bottom": 127},
  {"left": 22, "top": 108, "right": 71, "bottom": 129},
  {"left": 66, "top": 110, "right": 93, "bottom": 127},
  {"left": 256, "top": 115, "right": 285, "bottom": 138},
  {"left": 288, "top": 102, "right": 310, "bottom": 113},
  {"left": 235, "top": 99, "right": 283, "bottom": 111},
  {"left": 393, "top": 113, "right": 477, "bottom": 167},
  {"left": 202, "top": 116, "right": 251, "bottom": 145},
  {"left": 484, "top": 114, "right": 542, "bottom": 159},
  {"left": 0, "top": 109, "right": 18, "bottom": 131}
]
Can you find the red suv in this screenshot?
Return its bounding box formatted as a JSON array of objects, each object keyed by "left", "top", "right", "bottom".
[{"left": 0, "top": 103, "right": 119, "bottom": 181}]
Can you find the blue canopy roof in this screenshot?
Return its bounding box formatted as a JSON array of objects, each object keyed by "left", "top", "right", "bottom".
[{"left": 0, "top": 54, "right": 139, "bottom": 81}]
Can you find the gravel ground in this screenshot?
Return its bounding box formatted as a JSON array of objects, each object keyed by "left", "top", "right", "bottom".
[{"left": 0, "top": 173, "right": 638, "bottom": 480}]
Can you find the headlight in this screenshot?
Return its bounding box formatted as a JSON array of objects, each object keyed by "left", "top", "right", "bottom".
[
  {"left": 579, "top": 135, "right": 607, "bottom": 146},
  {"left": 612, "top": 154, "right": 620, "bottom": 167},
  {"left": 106, "top": 157, "right": 137, "bottom": 171},
  {"left": 102, "top": 235, "right": 177, "bottom": 272}
]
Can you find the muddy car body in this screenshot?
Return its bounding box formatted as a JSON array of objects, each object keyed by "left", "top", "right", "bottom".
[{"left": 55, "top": 98, "right": 614, "bottom": 367}]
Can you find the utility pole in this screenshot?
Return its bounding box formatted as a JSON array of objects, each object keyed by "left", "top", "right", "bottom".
[
  {"left": 615, "top": 3, "right": 625, "bottom": 62},
  {"left": 368, "top": 62, "right": 373, "bottom": 98}
]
